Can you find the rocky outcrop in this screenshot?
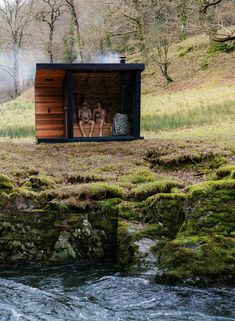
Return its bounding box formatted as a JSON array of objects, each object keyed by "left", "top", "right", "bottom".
[
  {"left": 0, "top": 166, "right": 234, "bottom": 286},
  {"left": 0, "top": 177, "right": 119, "bottom": 265}
]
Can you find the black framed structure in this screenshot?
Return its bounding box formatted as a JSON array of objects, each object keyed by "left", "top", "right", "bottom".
[{"left": 35, "top": 63, "right": 145, "bottom": 143}]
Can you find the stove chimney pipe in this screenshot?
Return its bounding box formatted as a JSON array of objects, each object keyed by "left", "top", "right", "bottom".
[{"left": 120, "top": 55, "right": 126, "bottom": 64}]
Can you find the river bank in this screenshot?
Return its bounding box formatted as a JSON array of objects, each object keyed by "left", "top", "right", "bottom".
[{"left": 0, "top": 139, "right": 234, "bottom": 286}]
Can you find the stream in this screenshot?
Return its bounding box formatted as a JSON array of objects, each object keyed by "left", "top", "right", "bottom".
[{"left": 0, "top": 266, "right": 234, "bottom": 321}]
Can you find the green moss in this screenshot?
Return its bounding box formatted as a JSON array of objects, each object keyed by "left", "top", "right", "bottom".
[
  {"left": 0, "top": 174, "right": 14, "bottom": 194},
  {"left": 24, "top": 175, "right": 57, "bottom": 192},
  {"left": 158, "top": 235, "right": 235, "bottom": 285},
  {"left": 208, "top": 41, "right": 235, "bottom": 54},
  {"left": 119, "top": 168, "right": 158, "bottom": 184},
  {"left": 118, "top": 201, "right": 145, "bottom": 221},
  {"left": 215, "top": 165, "right": 235, "bottom": 179},
  {"left": 41, "top": 182, "right": 124, "bottom": 202},
  {"left": 130, "top": 180, "right": 183, "bottom": 201},
  {"left": 66, "top": 215, "right": 85, "bottom": 226},
  {"left": 11, "top": 187, "right": 38, "bottom": 199},
  {"left": 67, "top": 173, "right": 104, "bottom": 184},
  {"left": 182, "top": 179, "right": 235, "bottom": 236},
  {"left": 145, "top": 193, "right": 185, "bottom": 238},
  {"left": 145, "top": 148, "right": 218, "bottom": 168},
  {"left": 134, "top": 224, "right": 165, "bottom": 240},
  {"left": 96, "top": 198, "right": 121, "bottom": 216},
  {"left": 116, "top": 221, "right": 137, "bottom": 268},
  {"left": 188, "top": 179, "right": 235, "bottom": 197}
]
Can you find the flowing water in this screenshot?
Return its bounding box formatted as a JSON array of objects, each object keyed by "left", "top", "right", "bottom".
[{"left": 0, "top": 266, "right": 234, "bottom": 321}]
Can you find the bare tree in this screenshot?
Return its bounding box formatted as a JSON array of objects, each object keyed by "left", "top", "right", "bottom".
[
  {"left": 155, "top": 38, "right": 173, "bottom": 83},
  {"left": 36, "top": 0, "right": 67, "bottom": 63},
  {"left": 0, "top": 0, "right": 35, "bottom": 98}
]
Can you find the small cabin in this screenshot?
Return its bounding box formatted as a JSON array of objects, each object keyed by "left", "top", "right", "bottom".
[{"left": 35, "top": 62, "right": 145, "bottom": 143}]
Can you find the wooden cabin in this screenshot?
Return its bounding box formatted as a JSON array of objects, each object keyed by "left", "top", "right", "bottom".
[{"left": 35, "top": 63, "right": 145, "bottom": 143}]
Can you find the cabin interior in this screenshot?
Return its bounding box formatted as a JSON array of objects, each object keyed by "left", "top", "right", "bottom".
[{"left": 35, "top": 70, "right": 136, "bottom": 140}]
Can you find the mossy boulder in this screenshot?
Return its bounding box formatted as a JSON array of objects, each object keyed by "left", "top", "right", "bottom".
[
  {"left": 156, "top": 235, "right": 235, "bottom": 286},
  {"left": 116, "top": 220, "right": 165, "bottom": 273},
  {"left": 155, "top": 179, "right": 235, "bottom": 286},
  {"left": 146, "top": 192, "right": 185, "bottom": 238},
  {"left": 181, "top": 179, "right": 235, "bottom": 236}
]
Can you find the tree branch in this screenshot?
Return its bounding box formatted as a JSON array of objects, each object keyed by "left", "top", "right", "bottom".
[{"left": 200, "top": 0, "right": 223, "bottom": 14}]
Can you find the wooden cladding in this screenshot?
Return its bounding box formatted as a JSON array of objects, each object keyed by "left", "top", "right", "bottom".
[{"left": 35, "top": 70, "right": 66, "bottom": 139}]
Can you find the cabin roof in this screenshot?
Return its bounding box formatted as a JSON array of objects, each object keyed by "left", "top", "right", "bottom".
[
  {"left": 35, "top": 63, "right": 145, "bottom": 87},
  {"left": 36, "top": 63, "right": 145, "bottom": 72}
]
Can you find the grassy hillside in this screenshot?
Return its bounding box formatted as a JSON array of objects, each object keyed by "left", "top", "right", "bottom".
[{"left": 0, "top": 33, "right": 234, "bottom": 144}]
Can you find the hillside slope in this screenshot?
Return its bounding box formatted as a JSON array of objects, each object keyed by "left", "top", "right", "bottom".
[{"left": 0, "top": 33, "right": 234, "bottom": 142}]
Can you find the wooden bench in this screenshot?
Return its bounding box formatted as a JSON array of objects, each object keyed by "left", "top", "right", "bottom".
[{"left": 73, "top": 122, "right": 113, "bottom": 137}]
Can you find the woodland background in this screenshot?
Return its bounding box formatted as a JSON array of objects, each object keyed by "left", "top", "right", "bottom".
[{"left": 0, "top": 0, "right": 235, "bottom": 100}]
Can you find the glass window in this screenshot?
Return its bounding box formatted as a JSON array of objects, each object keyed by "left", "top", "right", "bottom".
[{"left": 72, "top": 72, "right": 134, "bottom": 138}]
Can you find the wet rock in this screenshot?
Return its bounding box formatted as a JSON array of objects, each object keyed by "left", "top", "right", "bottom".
[{"left": 50, "top": 231, "right": 76, "bottom": 262}]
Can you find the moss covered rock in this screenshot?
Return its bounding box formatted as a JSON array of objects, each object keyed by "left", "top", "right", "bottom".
[
  {"left": 116, "top": 220, "right": 165, "bottom": 274},
  {"left": 146, "top": 192, "right": 185, "bottom": 238},
  {"left": 155, "top": 179, "right": 235, "bottom": 286},
  {"left": 181, "top": 179, "right": 235, "bottom": 236}
]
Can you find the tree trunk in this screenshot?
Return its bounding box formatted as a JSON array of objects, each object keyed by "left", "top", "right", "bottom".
[
  {"left": 159, "top": 63, "right": 173, "bottom": 83},
  {"left": 178, "top": 0, "right": 187, "bottom": 41},
  {"left": 13, "top": 43, "right": 20, "bottom": 98},
  {"left": 67, "top": 0, "right": 83, "bottom": 62},
  {"left": 48, "top": 27, "right": 54, "bottom": 63},
  {"left": 137, "top": 16, "right": 146, "bottom": 52}
]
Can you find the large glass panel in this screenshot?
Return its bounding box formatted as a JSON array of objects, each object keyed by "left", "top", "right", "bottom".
[{"left": 72, "top": 72, "right": 134, "bottom": 138}]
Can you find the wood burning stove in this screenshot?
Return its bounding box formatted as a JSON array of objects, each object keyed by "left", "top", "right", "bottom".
[{"left": 35, "top": 62, "right": 145, "bottom": 143}]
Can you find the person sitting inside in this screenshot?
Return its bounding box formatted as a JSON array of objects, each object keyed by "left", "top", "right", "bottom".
[
  {"left": 78, "top": 101, "right": 95, "bottom": 137},
  {"left": 93, "top": 102, "right": 106, "bottom": 137}
]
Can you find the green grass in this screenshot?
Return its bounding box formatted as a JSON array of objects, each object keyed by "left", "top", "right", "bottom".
[
  {"left": 141, "top": 100, "right": 235, "bottom": 131},
  {"left": 0, "top": 97, "right": 34, "bottom": 138},
  {"left": 0, "top": 125, "right": 35, "bottom": 138},
  {"left": 142, "top": 120, "right": 235, "bottom": 146},
  {"left": 142, "top": 85, "right": 235, "bottom": 116}
]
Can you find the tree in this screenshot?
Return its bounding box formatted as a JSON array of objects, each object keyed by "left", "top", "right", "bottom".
[
  {"left": 155, "top": 38, "right": 173, "bottom": 84},
  {"left": 178, "top": 0, "right": 187, "bottom": 41},
  {"left": 65, "top": 0, "right": 83, "bottom": 62},
  {"left": 0, "top": 0, "right": 35, "bottom": 98},
  {"left": 63, "top": 20, "right": 77, "bottom": 62},
  {"left": 36, "top": 0, "right": 67, "bottom": 63}
]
